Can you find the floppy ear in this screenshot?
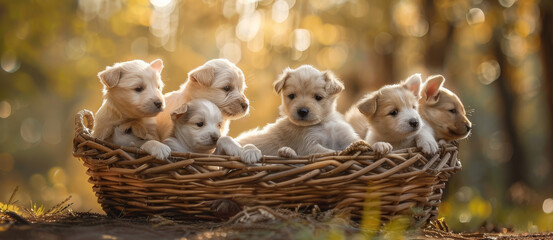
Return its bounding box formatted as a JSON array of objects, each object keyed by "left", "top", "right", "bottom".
[
  {"left": 357, "top": 94, "right": 378, "bottom": 117},
  {"left": 422, "top": 75, "right": 445, "bottom": 105},
  {"left": 189, "top": 65, "right": 215, "bottom": 86},
  {"left": 150, "top": 59, "right": 164, "bottom": 73},
  {"left": 171, "top": 104, "right": 188, "bottom": 122},
  {"left": 323, "top": 71, "right": 344, "bottom": 95},
  {"left": 402, "top": 73, "right": 422, "bottom": 97},
  {"left": 98, "top": 66, "right": 122, "bottom": 88},
  {"left": 273, "top": 68, "right": 291, "bottom": 94}
]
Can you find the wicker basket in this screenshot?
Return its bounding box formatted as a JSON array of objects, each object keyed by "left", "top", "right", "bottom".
[{"left": 72, "top": 109, "right": 461, "bottom": 226}]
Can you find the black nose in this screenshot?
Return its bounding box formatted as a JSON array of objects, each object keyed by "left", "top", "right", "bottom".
[
  {"left": 409, "top": 118, "right": 419, "bottom": 128},
  {"left": 241, "top": 102, "right": 248, "bottom": 110},
  {"left": 154, "top": 101, "right": 163, "bottom": 109},
  {"left": 466, "top": 125, "right": 472, "bottom": 132},
  {"left": 297, "top": 108, "right": 309, "bottom": 118},
  {"left": 211, "top": 135, "right": 219, "bottom": 142}
]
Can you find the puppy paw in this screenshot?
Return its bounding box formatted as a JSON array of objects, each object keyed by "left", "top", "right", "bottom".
[
  {"left": 372, "top": 142, "right": 393, "bottom": 155},
  {"left": 240, "top": 144, "right": 262, "bottom": 164},
  {"left": 215, "top": 136, "right": 242, "bottom": 156},
  {"left": 417, "top": 137, "right": 439, "bottom": 155},
  {"left": 278, "top": 147, "right": 298, "bottom": 158},
  {"left": 438, "top": 139, "right": 448, "bottom": 146},
  {"left": 141, "top": 140, "right": 171, "bottom": 160}
]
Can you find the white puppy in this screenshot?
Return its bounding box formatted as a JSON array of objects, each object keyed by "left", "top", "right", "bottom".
[
  {"left": 161, "top": 99, "right": 261, "bottom": 163},
  {"left": 92, "top": 59, "right": 171, "bottom": 160},
  {"left": 156, "top": 59, "right": 250, "bottom": 141},
  {"left": 163, "top": 99, "right": 222, "bottom": 153},
  {"left": 236, "top": 65, "right": 360, "bottom": 157},
  {"left": 346, "top": 74, "right": 438, "bottom": 155}
]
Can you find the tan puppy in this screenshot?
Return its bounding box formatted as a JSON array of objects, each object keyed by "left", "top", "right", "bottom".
[
  {"left": 156, "top": 59, "right": 250, "bottom": 140},
  {"left": 346, "top": 74, "right": 438, "bottom": 155},
  {"left": 236, "top": 65, "right": 360, "bottom": 157},
  {"left": 419, "top": 75, "right": 472, "bottom": 143},
  {"left": 92, "top": 59, "right": 171, "bottom": 159}
]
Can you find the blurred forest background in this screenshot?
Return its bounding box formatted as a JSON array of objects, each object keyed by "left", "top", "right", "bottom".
[{"left": 1, "top": 0, "right": 552, "bottom": 232}]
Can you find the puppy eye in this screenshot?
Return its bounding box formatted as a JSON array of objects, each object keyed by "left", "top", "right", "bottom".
[
  {"left": 412, "top": 105, "right": 416, "bottom": 109},
  {"left": 196, "top": 122, "right": 204, "bottom": 127},
  {"left": 217, "top": 122, "right": 223, "bottom": 129},
  {"left": 389, "top": 109, "right": 398, "bottom": 116},
  {"left": 134, "top": 86, "right": 144, "bottom": 92},
  {"left": 449, "top": 109, "right": 457, "bottom": 114},
  {"left": 223, "top": 86, "right": 231, "bottom": 92},
  {"left": 314, "top": 95, "right": 323, "bottom": 101},
  {"left": 288, "top": 94, "right": 295, "bottom": 100}
]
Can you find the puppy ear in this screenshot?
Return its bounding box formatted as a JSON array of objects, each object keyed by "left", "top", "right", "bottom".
[
  {"left": 357, "top": 94, "right": 378, "bottom": 117},
  {"left": 189, "top": 65, "right": 215, "bottom": 86},
  {"left": 422, "top": 75, "right": 445, "bottom": 104},
  {"left": 171, "top": 104, "right": 188, "bottom": 122},
  {"left": 273, "top": 68, "right": 291, "bottom": 94},
  {"left": 401, "top": 73, "right": 422, "bottom": 97},
  {"left": 98, "top": 66, "right": 121, "bottom": 88},
  {"left": 150, "top": 59, "right": 164, "bottom": 73},
  {"left": 323, "top": 71, "right": 344, "bottom": 95}
]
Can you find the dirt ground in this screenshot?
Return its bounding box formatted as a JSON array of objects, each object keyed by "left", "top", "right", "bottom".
[{"left": 1, "top": 211, "right": 553, "bottom": 240}]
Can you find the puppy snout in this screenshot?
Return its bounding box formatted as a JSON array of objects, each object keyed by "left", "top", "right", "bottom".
[
  {"left": 466, "top": 125, "right": 472, "bottom": 132},
  {"left": 153, "top": 101, "right": 163, "bottom": 109},
  {"left": 240, "top": 102, "right": 248, "bottom": 111},
  {"left": 409, "top": 118, "right": 419, "bottom": 128},
  {"left": 211, "top": 134, "right": 220, "bottom": 143},
  {"left": 297, "top": 108, "right": 309, "bottom": 118}
]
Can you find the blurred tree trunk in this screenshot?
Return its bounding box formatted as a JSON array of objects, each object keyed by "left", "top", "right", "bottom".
[
  {"left": 424, "top": 0, "right": 454, "bottom": 72},
  {"left": 492, "top": 31, "right": 526, "bottom": 190},
  {"left": 540, "top": 1, "right": 553, "bottom": 185}
]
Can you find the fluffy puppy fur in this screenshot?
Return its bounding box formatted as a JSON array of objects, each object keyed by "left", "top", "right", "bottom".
[
  {"left": 346, "top": 74, "right": 438, "bottom": 155},
  {"left": 419, "top": 75, "right": 472, "bottom": 143},
  {"left": 92, "top": 59, "right": 171, "bottom": 160},
  {"left": 236, "top": 65, "right": 360, "bottom": 157},
  {"left": 160, "top": 99, "right": 261, "bottom": 163},
  {"left": 163, "top": 99, "right": 223, "bottom": 153},
  {"left": 156, "top": 59, "right": 250, "bottom": 140}
]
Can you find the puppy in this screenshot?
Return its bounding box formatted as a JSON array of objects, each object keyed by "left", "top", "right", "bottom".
[
  {"left": 92, "top": 59, "right": 171, "bottom": 160},
  {"left": 156, "top": 59, "right": 250, "bottom": 141},
  {"left": 163, "top": 99, "right": 223, "bottom": 153},
  {"left": 160, "top": 99, "right": 261, "bottom": 163},
  {"left": 346, "top": 74, "right": 438, "bottom": 155},
  {"left": 418, "top": 75, "right": 472, "bottom": 143},
  {"left": 235, "top": 65, "right": 360, "bottom": 157}
]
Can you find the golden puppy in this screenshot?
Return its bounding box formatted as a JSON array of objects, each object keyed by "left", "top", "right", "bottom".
[
  {"left": 156, "top": 59, "right": 250, "bottom": 140},
  {"left": 236, "top": 65, "right": 360, "bottom": 157},
  {"left": 93, "top": 59, "right": 171, "bottom": 160},
  {"left": 346, "top": 74, "right": 438, "bottom": 155},
  {"left": 419, "top": 75, "right": 472, "bottom": 143}
]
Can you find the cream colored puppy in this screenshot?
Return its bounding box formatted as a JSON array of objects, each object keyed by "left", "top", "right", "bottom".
[
  {"left": 163, "top": 99, "right": 223, "bottom": 153},
  {"left": 236, "top": 65, "right": 360, "bottom": 157},
  {"left": 346, "top": 74, "right": 438, "bottom": 155},
  {"left": 156, "top": 59, "right": 250, "bottom": 140},
  {"left": 92, "top": 59, "right": 171, "bottom": 160},
  {"left": 161, "top": 99, "right": 261, "bottom": 163},
  {"left": 419, "top": 75, "right": 472, "bottom": 143}
]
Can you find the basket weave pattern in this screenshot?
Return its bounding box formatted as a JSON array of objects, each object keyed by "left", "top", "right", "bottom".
[{"left": 73, "top": 109, "right": 461, "bottom": 225}]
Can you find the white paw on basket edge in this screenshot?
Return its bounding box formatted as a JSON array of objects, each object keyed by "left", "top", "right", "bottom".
[
  {"left": 240, "top": 144, "right": 262, "bottom": 164},
  {"left": 416, "top": 135, "right": 439, "bottom": 155},
  {"left": 141, "top": 140, "right": 171, "bottom": 160},
  {"left": 278, "top": 146, "right": 298, "bottom": 158},
  {"left": 372, "top": 142, "right": 393, "bottom": 155}
]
